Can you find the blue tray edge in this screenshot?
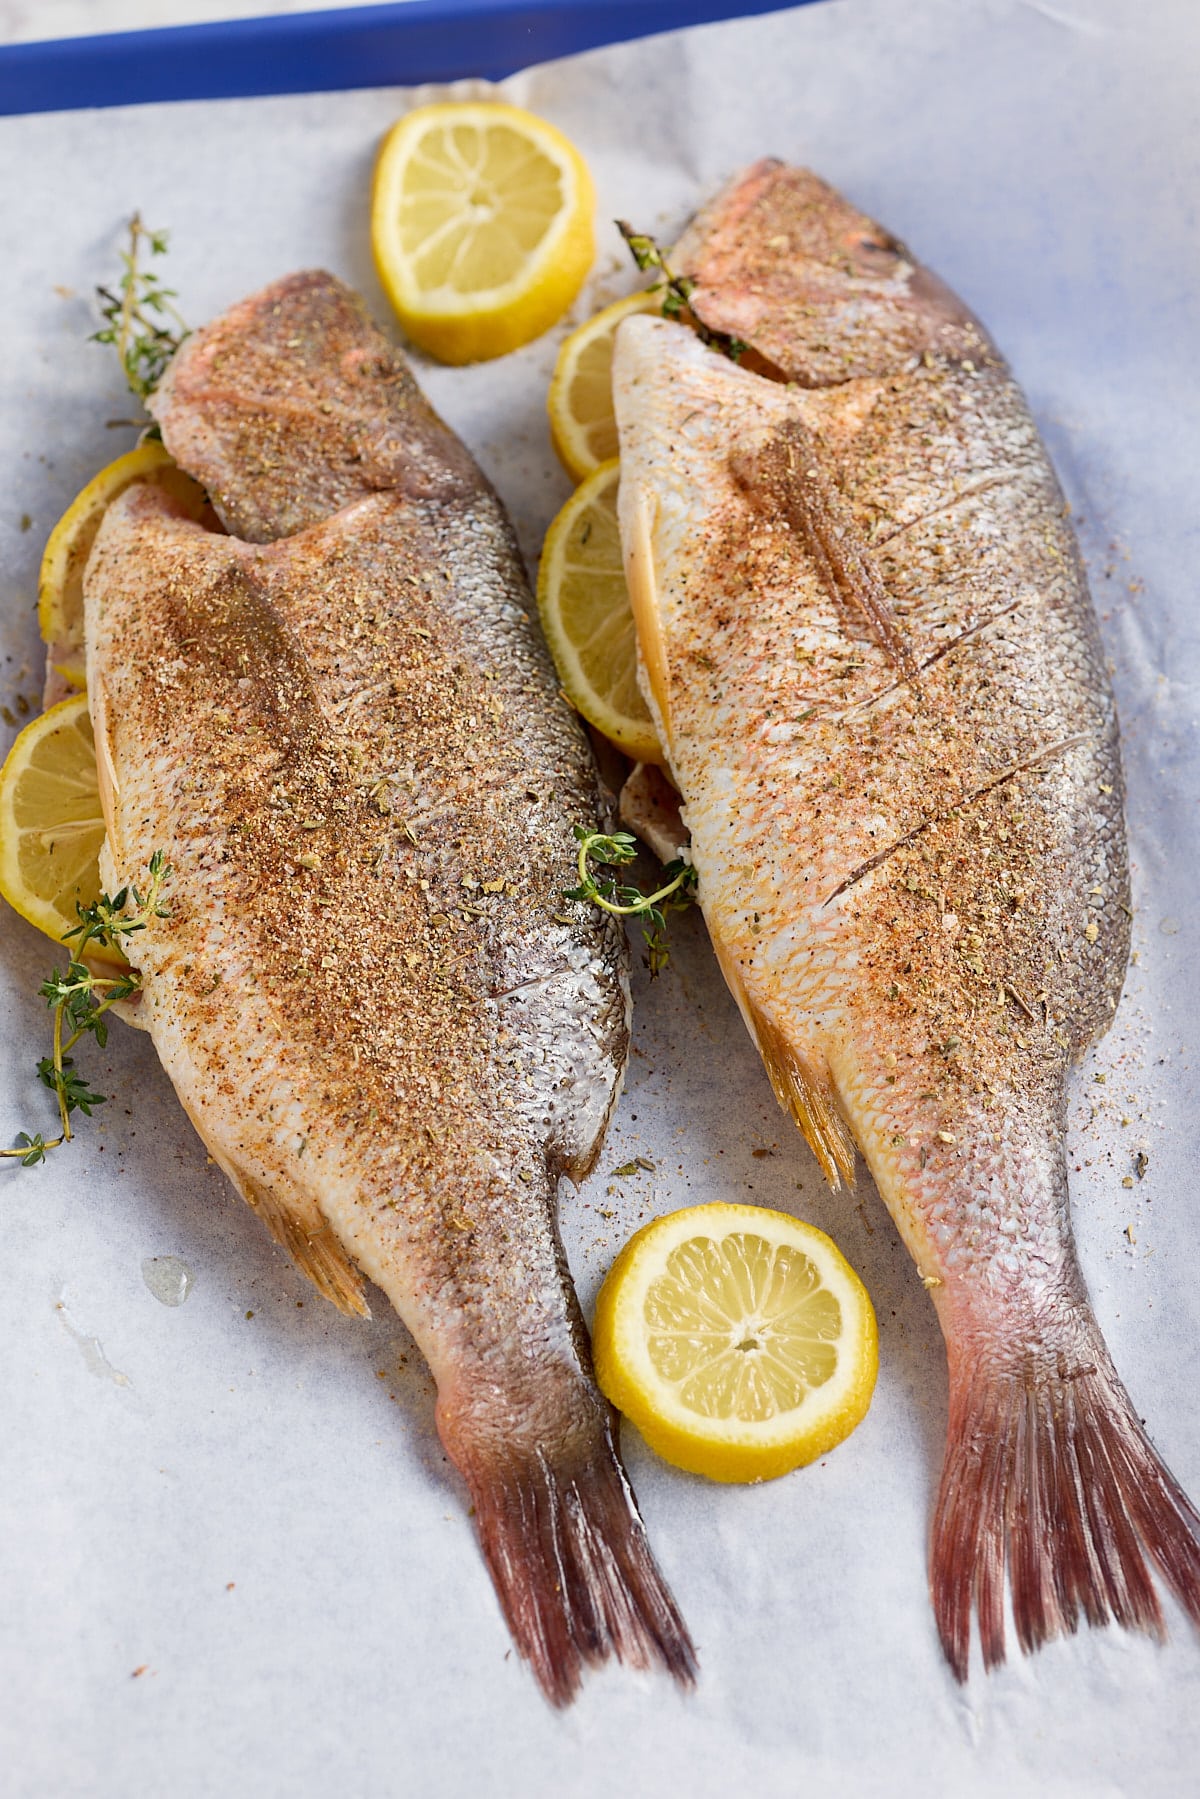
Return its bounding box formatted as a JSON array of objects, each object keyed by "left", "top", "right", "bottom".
[{"left": 0, "top": 0, "right": 811, "bottom": 117}]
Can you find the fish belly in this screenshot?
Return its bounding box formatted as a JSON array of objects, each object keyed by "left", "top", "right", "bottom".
[
  {"left": 83, "top": 271, "right": 694, "bottom": 1704},
  {"left": 614, "top": 165, "right": 1200, "bottom": 1677}
]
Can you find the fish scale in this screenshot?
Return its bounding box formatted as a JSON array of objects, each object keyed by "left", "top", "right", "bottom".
[
  {"left": 613, "top": 158, "right": 1200, "bottom": 1679},
  {"left": 83, "top": 269, "right": 694, "bottom": 1705}
]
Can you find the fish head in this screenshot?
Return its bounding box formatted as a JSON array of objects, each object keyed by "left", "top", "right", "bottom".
[
  {"left": 150, "top": 270, "right": 481, "bottom": 542},
  {"left": 673, "top": 159, "right": 990, "bottom": 384}
]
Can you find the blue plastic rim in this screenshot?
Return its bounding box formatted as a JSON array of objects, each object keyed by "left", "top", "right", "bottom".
[{"left": 0, "top": 0, "right": 811, "bottom": 116}]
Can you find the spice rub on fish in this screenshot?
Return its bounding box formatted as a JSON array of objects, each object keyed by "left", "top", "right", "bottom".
[
  {"left": 613, "top": 160, "right": 1200, "bottom": 1678},
  {"left": 83, "top": 271, "right": 694, "bottom": 1705}
]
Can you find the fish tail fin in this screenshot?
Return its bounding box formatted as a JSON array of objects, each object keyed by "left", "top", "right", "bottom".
[
  {"left": 445, "top": 1404, "right": 697, "bottom": 1706},
  {"left": 932, "top": 1328, "right": 1200, "bottom": 1679}
]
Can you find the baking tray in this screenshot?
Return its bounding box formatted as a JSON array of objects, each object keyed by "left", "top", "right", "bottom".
[{"left": 0, "top": 0, "right": 807, "bottom": 114}]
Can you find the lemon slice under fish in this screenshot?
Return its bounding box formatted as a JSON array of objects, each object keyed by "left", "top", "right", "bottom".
[
  {"left": 0, "top": 694, "right": 123, "bottom": 965},
  {"left": 371, "top": 101, "right": 596, "bottom": 365},
  {"left": 536, "top": 458, "right": 662, "bottom": 765},
  {"left": 593, "top": 1202, "right": 879, "bottom": 1483},
  {"left": 547, "top": 288, "right": 660, "bottom": 482},
  {"left": 39, "top": 442, "right": 210, "bottom": 690}
]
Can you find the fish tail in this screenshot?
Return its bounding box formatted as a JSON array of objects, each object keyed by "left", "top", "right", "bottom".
[
  {"left": 444, "top": 1402, "right": 697, "bottom": 1706},
  {"left": 932, "top": 1325, "right": 1200, "bottom": 1679}
]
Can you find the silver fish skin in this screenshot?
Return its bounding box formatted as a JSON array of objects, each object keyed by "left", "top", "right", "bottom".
[
  {"left": 83, "top": 270, "right": 694, "bottom": 1704},
  {"left": 613, "top": 160, "right": 1200, "bottom": 1678}
]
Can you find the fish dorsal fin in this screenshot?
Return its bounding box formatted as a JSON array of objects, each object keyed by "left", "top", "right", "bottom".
[{"left": 747, "top": 998, "right": 857, "bottom": 1190}]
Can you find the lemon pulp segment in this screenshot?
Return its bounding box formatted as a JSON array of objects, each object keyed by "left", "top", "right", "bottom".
[{"left": 645, "top": 1233, "right": 841, "bottom": 1417}]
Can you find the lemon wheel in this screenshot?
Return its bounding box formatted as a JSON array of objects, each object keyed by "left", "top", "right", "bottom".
[
  {"left": 593, "top": 1202, "right": 878, "bottom": 1483},
  {"left": 537, "top": 459, "right": 662, "bottom": 765},
  {"left": 0, "top": 695, "right": 120, "bottom": 962},
  {"left": 372, "top": 101, "right": 595, "bottom": 365},
  {"left": 548, "top": 288, "right": 660, "bottom": 482}
]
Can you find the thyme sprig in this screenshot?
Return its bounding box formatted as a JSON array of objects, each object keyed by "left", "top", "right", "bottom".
[
  {"left": 565, "top": 827, "right": 697, "bottom": 976},
  {"left": 616, "top": 221, "right": 748, "bottom": 362},
  {"left": 2, "top": 854, "right": 171, "bottom": 1167},
  {"left": 93, "top": 214, "right": 189, "bottom": 402}
]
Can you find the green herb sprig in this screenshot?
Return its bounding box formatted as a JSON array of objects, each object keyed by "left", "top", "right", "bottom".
[
  {"left": 565, "top": 828, "right": 697, "bottom": 976},
  {"left": 93, "top": 214, "right": 189, "bottom": 402},
  {"left": 2, "top": 854, "right": 171, "bottom": 1167},
  {"left": 616, "top": 221, "right": 748, "bottom": 362}
]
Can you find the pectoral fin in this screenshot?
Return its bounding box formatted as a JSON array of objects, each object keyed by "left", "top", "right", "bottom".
[{"left": 620, "top": 481, "right": 673, "bottom": 753}]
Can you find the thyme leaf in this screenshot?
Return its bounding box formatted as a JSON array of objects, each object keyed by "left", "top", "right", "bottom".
[
  {"left": 13, "top": 1134, "right": 48, "bottom": 1168},
  {"left": 2, "top": 853, "right": 171, "bottom": 1166},
  {"left": 92, "top": 214, "right": 189, "bottom": 402},
  {"left": 565, "top": 827, "right": 697, "bottom": 977}
]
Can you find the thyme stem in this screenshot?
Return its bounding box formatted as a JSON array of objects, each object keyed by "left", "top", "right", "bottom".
[
  {"left": 616, "top": 220, "right": 748, "bottom": 363},
  {"left": 564, "top": 828, "right": 697, "bottom": 977},
  {"left": 573, "top": 833, "right": 694, "bottom": 917},
  {"left": 1, "top": 853, "right": 171, "bottom": 1167},
  {"left": 92, "top": 215, "right": 189, "bottom": 402},
  {"left": 51, "top": 1000, "right": 71, "bottom": 1146},
  {"left": 60, "top": 986, "right": 136, "bottom": 1059}
]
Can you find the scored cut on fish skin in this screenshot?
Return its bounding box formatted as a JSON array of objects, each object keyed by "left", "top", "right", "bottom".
[
  {"left": 613, "top": 159, "right": 1200, "bottom": 1679},
  {"left": 83, "top": 270, "right": 695, "bottom": 1705}
]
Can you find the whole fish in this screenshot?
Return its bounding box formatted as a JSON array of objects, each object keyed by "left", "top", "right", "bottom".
[
  {"left": 612, "top": 160, "right": 1200, "bottom": 1677},
  {"left": 83, "top": 270, "right": 694, "bottom": 1704}
]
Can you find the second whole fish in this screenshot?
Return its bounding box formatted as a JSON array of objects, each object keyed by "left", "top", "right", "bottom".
[
  {"left": 612, "top": 160, "right": 1200, "bottom": 1676},
  {"left": 83, "top": 270, "right": 694, "bottom": 1704}
]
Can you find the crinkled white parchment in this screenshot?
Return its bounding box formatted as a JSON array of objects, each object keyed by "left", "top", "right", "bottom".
[{"left": 2, "top": 2, "right": 1199, "bottom": 1793}]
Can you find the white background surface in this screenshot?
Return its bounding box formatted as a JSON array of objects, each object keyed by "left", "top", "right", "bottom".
[{"left": 2, "top": 1, "right": 1199, "bottom": 1793}]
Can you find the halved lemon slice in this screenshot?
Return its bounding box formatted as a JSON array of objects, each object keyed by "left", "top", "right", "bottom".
[
  {"left": 372, "top": 101, "right": 596, "bottom": 365},
  {"left": 537, "top": 458, "right": 662, "bottom": 765},
  {"left": 593, "top": 1202, "right": 878, "bottom": 1483},
  {"left": 0, "top": 695, "right": 120, "bottom": 962},
  {"left": 39, "top": 442, "right": 209, "bottom": 690},
  {"left": 548, "top": 288, "right": 660, "bottom": 482}
]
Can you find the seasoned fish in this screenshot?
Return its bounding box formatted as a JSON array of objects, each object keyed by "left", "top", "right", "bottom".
[
  {"left": 83, "top": 271, "right": 694, "bottom": 1704},
  {"left": 613, "top": 161, "right": 1200, "bottom": 1676}
]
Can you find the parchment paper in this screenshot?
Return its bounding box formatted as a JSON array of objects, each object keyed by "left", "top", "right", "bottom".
[{"left": 2, "top": 2, "right": 1199, "bottom": 1793}]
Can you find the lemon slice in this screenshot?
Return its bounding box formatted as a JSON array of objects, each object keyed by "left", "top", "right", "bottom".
[
  {"left": 537, "top": 459, "right": 662, "bottom": 765},
  {"left": 593, "top": 1202, "right": 878, "bottom": 1483},
  {"left": 39, "top": 443, "right": 209, "bottom": 690},
  {"left": 548, "top": 289, "right": 660, "bottom": 482},
  {"left": 372, "top": 101, "right": 596, "bottom": 365},
  {"left": 0, "top": 695, "right": 121, "bottom": 962}
]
